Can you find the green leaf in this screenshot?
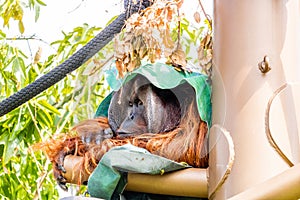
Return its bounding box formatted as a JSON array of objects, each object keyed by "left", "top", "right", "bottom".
[
  {"left": 16, "top": 49, "right": 28, "bottom": 59},
  {"left": 2, "top": 115, "right": 17, "bottom": 129},
  {"left": 0, "top": 30, "right": 6, "bottom": 38},
  {"left": 36, "top": 0, "right": 47, "bottom": 6},
  {"left": 34, "top": 4, "right": 40, "bottom": 22},
  {"left": 0, "top": 132, "right": 20, "bottom": 164},
  {"left": 36, "top": 108, "right": 53, "bottom": 128},
  {"left": 37, "top": 99, "right": 60, "bottom": 115},
  {"left": 28, "top": 0, "right": 35, "bottom": 8},
  {"left": 18, "top": 20, "right": 24, "bottom": 34},
  {"left": 12, "top": 57, "right": 26, "bottom": 79},
  {"left": 105, "top": 15, "right": 118, "bottom": 26}
]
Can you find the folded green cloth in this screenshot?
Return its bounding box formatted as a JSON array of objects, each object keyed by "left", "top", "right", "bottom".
[{"left": 88, "top": 144, "right": 189, "bottom": 199}]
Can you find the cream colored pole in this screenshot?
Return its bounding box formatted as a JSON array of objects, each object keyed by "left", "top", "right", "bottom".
[
  {"left": 63, "top": 155, "right": 208, "bottom": 198},
  {"left": 210, "top": 0, "right": 300, "bottom": 199},
  {"left": 228, "top": 163, "right": 300, "bottom": 200}
]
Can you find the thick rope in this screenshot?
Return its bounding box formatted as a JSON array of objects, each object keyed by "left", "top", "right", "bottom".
[{"left": 0, "top": 0, "right": 151, "bottom": 117}]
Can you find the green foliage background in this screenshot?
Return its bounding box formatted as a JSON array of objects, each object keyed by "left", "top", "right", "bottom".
[
  {"left": 0, "top": 1, "right": 209, "bottom": 199},
  {"left": 0, "top": 0, "right": 113, "bottom": 199}
]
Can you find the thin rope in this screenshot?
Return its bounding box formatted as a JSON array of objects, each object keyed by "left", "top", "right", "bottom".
[
  {"left": 265, "top": 83, "right": 294, "bottom": 167},
  {"left": 208, "top": 124, "right": 235, "bottom": 199}
]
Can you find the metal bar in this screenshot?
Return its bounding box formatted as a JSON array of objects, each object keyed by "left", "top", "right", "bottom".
[
  {"left": 228, "top": 163, "right": 300, "bottom": 200},
  {"left": 63, "top": 155, "right": 208, "bottom": 198}
]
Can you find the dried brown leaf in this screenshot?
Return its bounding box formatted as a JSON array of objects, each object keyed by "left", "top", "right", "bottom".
[
  {"left": 176, "top": 0, "right": 184, "bottom": 8},
  {"left": 127, "top": 58, "right": 140, "bottom": 72},
  {"left": 138, "top": 46, "right": 148, "bottom": 58},
  {"left": 155, "top": 8, "right": 163, "bottom": 16},
  {"left": 113, "top": 0, "right": 186, "bottom": 77},
  {"left": 201, "top": 34, "right": 212, "bottom": 49},
  {"left": 169, "top": 45, "right": 187, "bottom": 68},
  {"left": 198, "top": 48, "right": 212, "bottom": 65},
  {"left": 115, "top": 60, "right": 125, "bottom": 78},
  {"left": 33, "top": 47, "right": 42, "bottom": 64},
  {"left": 162, "top": 29, "right": 175, "bottom": 49},
  {"left": 193, "top": 11, "right": 201, "bottom": 24},
  {"left": 166, "top": 7, "right": 173, "bottom": 21}
]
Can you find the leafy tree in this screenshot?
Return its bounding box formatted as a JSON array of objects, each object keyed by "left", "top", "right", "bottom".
[
  {"left": 0, "top": 1, "right": 112, "bottom": 199},
  {"left": 0, "top": 0, "right": 211, "bottom": 199}
]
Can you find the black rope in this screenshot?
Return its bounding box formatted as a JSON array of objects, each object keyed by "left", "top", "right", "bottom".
[{"left": 0, "top": 0, "right": 151, "bottom": 117}]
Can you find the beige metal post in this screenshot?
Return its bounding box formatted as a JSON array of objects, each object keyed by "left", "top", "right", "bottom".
[
  {"left": 210, "top": 0, "right": 300, "bottom": 199},
  {"left": 63, "top": 155, "right": 208, "bottom": 198}
]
